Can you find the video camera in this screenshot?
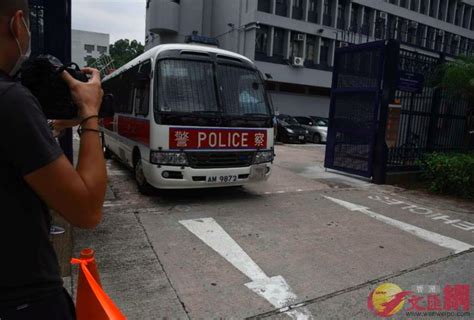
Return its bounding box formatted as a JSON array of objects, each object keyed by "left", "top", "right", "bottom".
[{"left": 20, "top": 55, "right": 114, "bottom": 119}]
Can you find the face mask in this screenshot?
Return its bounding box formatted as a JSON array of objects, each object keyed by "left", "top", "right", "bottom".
[{"left": 9, "top": 17, "right": 31, "bottom": 77}]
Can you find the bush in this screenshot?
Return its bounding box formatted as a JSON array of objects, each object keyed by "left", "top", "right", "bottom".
[{"left": 418, "top": 153, "right": 474, "bottom": 200}]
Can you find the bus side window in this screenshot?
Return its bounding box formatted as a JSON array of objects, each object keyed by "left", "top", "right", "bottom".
[{"left": 135, "top": 61, "right": 151, "bottom": 116}]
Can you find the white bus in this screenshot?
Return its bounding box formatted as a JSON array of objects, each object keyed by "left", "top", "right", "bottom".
[{"left": 101, "top": 43, "right": 275, "bottom": 194}]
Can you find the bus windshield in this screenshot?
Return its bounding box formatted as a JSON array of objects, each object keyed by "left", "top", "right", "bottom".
[{"left": 156, "top": 59, "right": 271, "bottom": 116}]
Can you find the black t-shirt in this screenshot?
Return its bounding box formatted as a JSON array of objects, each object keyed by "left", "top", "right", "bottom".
[{"left": 0, "top": 71, "right": 64, "bottom": 307}]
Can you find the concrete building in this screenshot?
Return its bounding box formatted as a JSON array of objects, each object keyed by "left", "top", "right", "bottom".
[
  {"left": 145, "top": 0, "right": 474, "bottom": 117},
  {"left": 71, "top": 30, "right": 110, "bottom": 68}
]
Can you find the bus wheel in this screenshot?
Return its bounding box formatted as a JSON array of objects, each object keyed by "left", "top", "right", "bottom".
[
  {"left": 104, "top": 147, "right": 112, "bottom": 159},
  {"left": 134, "top": 158, "right": 155, "bottom": 195}
]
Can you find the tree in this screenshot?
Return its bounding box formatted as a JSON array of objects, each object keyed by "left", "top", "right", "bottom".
[
  {"left": 437, "top": 55, "right": 474, "bottom": 105},
  {"left": 109, "top": 39, "right": 145, "bottom": 68}
]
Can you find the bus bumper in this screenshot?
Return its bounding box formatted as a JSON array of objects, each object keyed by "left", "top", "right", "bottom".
[{"left": 142, "top": 161, "right": 272, "bottom": 189}]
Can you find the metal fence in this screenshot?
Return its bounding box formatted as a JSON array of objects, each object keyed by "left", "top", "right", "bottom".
[
  {"left": 386, "top": 49, "right": 472, "bottom": 171},
  {"left": 327, "top": 40, "right": 473, "bottom": 182}
]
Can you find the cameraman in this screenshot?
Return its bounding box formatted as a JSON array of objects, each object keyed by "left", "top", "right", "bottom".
[{"left": 0, "top": 1, "right": 107, "bottom": 319}]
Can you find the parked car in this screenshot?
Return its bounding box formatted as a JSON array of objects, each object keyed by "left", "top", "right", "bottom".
[
  {"left": 276, "top": 114, "right": 309, "bottom": 144},
  {"left": 294, "top": 116, "right": 328, "bottom": 144}
]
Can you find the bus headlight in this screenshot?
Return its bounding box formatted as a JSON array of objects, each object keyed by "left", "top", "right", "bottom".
[
  {"left": 150, "top": 151, "right": 188, "bottom": 166},
  {"left": 254, "top": 150, "right": 274, "bottom": 164}
]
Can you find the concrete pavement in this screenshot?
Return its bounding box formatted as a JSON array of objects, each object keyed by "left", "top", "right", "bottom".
[{"left": 72, "top": 144, "right": 474, "bottom": 319}]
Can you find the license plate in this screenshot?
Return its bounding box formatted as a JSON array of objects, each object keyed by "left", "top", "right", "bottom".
[
  {"left": 207, "top": 175, "right": 238, "bottom": 183},
  {"left": 249, "top": 165, "right": 267, "bottom": 181},
  {"left": 299, "top": 136, "right": 305, "bottom": 140}
]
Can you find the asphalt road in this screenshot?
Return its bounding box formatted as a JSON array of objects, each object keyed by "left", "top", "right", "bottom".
[{"left": 73, "top": 144, "right": 474, "bottom": 320}]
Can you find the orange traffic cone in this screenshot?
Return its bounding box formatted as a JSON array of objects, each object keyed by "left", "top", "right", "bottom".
[{"left": 72, "top": 248, "right": 126, "bottom": 320}]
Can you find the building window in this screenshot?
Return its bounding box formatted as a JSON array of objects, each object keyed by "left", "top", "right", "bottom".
[
  {"left": 308, "top": 0, "right": 318, "bottom": 23},
  {"left": 463, "top": 7, "right": 471, "bottom": 29},
  {"left": 435, "top": 31, "right": 443, "bottom": 51},
  {"left": 460, "top": 38, "right": 468, "bottom": 55},
  {"left": 257, "top": 0, "right": 271, "bottom": 13},
  {"left": 400, "top": 0, "right": 408, "bottom": 9},
  {"left": 420, "top": 0, "right": 427, "bottom": 14},
  {"left": 374, "top": 11, "right": 385, "bottom": 39},
  {"left": 443, "top": 33, "right": 452, "bottom": 54},
  {"left": 407, "top": 22, "right": 418, "bottom": 45},
  {"left": 447, "top": 3, "right": 455, "bottom": 23},
  {"left": 305, "top": 35, "right": 317, "bottom": 66},
  {"left": 255, "top": 25, "right": 269, "bottom": 58},
  {"left": 410, "top": 0, "right": 419, "bottom": 12},
  {"left": 387, "top": 14, "right": 397, "bottom": 39},
  {"left": 426, "top": 27, "right": 435, "bottom": 49},
  {"left": 429, "top": 1, "right": 437, "bottom": 17},
  {"left": 323, "top": 0, "right": 332, "bottom": 26},
  {"left": 337, "top": 1, "right": 346, "bottom": 29},
  {"left": 397, "top": 18, "right": 408, "bottom": 41},
  {"left": 319, "top": 38, "right": 329, "bottom": 66},
  {"left": 290, "top": 33, "right": 303, "bottom": 57},
  {"left": 273, "top": 28, "right": 285, "bottom": 57},
  {"left": 454, "top": 3, "right": 463, "bottom": 26},
  {"left": 450, "top": 36, "right": 459, "bottom": 55},
  {"left": 84, "top": 44, "right": 95, "bottom": 53},
  {"left": 415, "top": 24, "right": 425, "bottom": 47},
  {"left": 97, "top": 45, "right": 108, "bottom": 55},
  {"left": 389, "top": 0, "right": 397, "bottom": 4},
  {"left": 361, "top": 8, "right": 371, "bottom": 36},
  {"left": 275, "top": 0, "right": 288, "bottom": 17},
  {"left": 350, "top": 4, "right": 359, "bottom": 32},
  {"left": 468, "top": 40, "right": 474, "bottom": 55},
  {"left": 292, "top": 0, "right": 304, "bottom": 20},
  {"left": 438, "top": 2, "right": 445, "bottom": 20}
]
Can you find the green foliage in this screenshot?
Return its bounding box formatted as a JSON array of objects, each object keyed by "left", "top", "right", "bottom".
[
  {"left": 436, "top": 56, "right": 474, "bottom": 105},
  {"left": 85, "top": 56, "right": 98, "bottom": 67},
  {"left": 418, "top": 153, "right": 474, "bottom": 199},
  {"left": 109, "top": 39, "right": 144, "bottom": 68}
]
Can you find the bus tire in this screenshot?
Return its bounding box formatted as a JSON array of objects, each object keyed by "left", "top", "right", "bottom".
[
  {"left": 104, "top": 147, "right": 112, "bottom": 159},
  {"left": 134, "top": 156, "right": 155, "bottom": 195}
]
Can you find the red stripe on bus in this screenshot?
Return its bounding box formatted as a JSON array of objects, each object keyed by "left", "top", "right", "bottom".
[{"left": 117, "top": 116, "right": 150, "bottom": 146}]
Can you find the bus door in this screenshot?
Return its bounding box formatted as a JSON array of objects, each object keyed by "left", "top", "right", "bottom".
[{"left": 130, "top": 60, "right": 152, "bottom": 147}]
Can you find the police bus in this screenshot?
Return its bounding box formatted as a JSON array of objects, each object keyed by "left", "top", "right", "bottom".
[{"left": 101, "top": 42, "right": 275, "bottom": 194}]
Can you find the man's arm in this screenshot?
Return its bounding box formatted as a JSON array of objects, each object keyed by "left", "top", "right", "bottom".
[{"left": 24, "top": 68, "right": 107, "bottom": 229}]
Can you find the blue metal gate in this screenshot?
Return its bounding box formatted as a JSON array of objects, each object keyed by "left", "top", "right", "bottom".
[{"left": 324, "top": 41, "right": 390, "bottom": 179}]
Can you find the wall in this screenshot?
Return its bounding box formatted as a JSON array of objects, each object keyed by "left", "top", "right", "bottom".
[
  {"left": 256, "top": 61, "right": 333, "bottom": 88},
  {"left": 71, "top": 30, "right": 110, "bottom": 67},
  {"left": 270, "top": 92, "right": 330, "bottom": 118}
]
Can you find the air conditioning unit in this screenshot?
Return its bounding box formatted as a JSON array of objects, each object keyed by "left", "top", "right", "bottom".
[
  {"left": 409, "top": 22, "right": 418, "bottom": 28},
  {"left": 291, "top": 56, "right": 305, "bottom": 67},
  {"left": 379, "top": 12, "right": 388, "bottom": 20},
  {"left": 296, "top": 33, "right": 305, "bottom": 41},
  {"left": 454, "top": 35, "right": 461, "bottom": 41},
  {"left": 438, "top": 30, "right": 445, "bottom": 36}
]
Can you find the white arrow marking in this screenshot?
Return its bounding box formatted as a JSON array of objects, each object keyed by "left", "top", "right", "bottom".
[
  {"left": 179, "top": 218, "right": 313, "bottom": 320},
  {"left": 324, "top": 196, "right": 473, "bottom": 254}
]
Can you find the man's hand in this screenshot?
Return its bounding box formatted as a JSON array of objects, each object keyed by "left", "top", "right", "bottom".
[
  {"left": 62, "top": 68, "right": 104, "bottom": 119},
  {"left": 25, "top": 68, "right": 108, "bottom": 229}
]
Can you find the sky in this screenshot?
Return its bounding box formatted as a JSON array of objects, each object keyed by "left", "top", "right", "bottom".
[{"left": 72, "top": 0, "right": 146, "bottom": 44}]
